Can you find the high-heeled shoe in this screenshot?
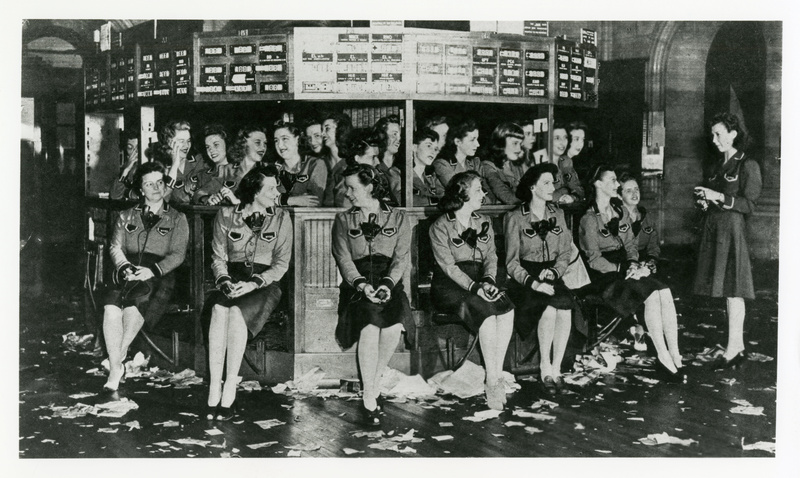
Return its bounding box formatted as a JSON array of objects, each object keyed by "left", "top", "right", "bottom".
[
  {"left": 654, "top": 359, "right": 687, "bottom": 384},
  {"left": 554, "top": 375, "right": 568, "bottom": 394},
  {"left": 710, "top": 351, "right": 747, "bottom": 370},
  {"left": 359, "top": 403, "right": 381, "bottom": 427},
  {"left": 216, "top": 401, "right": 238, "bottom": 421},
  {"left": 541, "top": 375, "right": 557, "bottom": 395}
]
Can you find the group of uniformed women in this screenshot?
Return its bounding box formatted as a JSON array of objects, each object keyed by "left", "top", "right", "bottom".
[{"left": 100, "top": 111, "right": 761, "bottom": 426}]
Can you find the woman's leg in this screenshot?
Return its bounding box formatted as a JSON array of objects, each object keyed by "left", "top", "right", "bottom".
[
  {"left": 657, "top": 289, "right": 682, "bottom": 367},
  {"left": 357, "top": 325, "right": 381, "bottom": 411},
  {"left": 372, "top": 324, "right": 402, "bottom": 402},
  {"left": 220, "top": 306, "right": 248, "bottom": 407},
  {"left": 119, "top": 306, "right": 145, "bottom": 361},
  {"left": 644, "top": 292, "right": 678, "bottom": 373},
  {"left": 725, "top": 297, "right": 746, "bottom": 358},
  {"left": 552, "top": 309, "right": 572, "bottom": 376},
  {"left": 494, "top": 311, "right": 514, "bottom": 377},
  {"left": 207, "top": 304, "right": 229, "bottom": 407},
  {"left": 102, "top": 305, "right": 124, "bottom": 389},
  {"left": 478, "top": 317, "right": 499, "bottom": 385},
  {"left": 537, "top": 307, "right": 557, "bottom": 378}
]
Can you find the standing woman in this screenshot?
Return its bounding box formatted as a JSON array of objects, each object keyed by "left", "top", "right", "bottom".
[
  {"left": 411, "top": 128, "right": 445, "bottom": 207},
  {"left": 205, "top": 164, "right": 292, "bottom": 419},
  {"left": 504, "top": 163, "right": 576, "bottom": 394},
  {"left": 103, "top": 161, "right": 189, "bottom": 391},
  {"left": 551, "top": 122, "right": 585, "bottom": 205},
  {"left": 694, "top": 113, "right": 762, "bottom": 369},
  {"left": 433, "top": 119, "right": 488, "bottom": 200},
  {"left": 193, "top": 124, "right": 240, "bottom": 205},
  {"left": 158, "top": 119, "right": 205, "bottom": 204},
  {"left": 272, "top": 120, "right": 327, "bottom": 207},
  {"left": 429, "top": 171, "right": 515, "bottom": 410},
  {"left": 332, "top": 164, "right": 412, "bottom": 426},
  {"left": 322, "top": 112, "right": 353, "bottom": 206},
  {"left": 374, "top": 115, "right": 404, "bottom": 205},
  {"left": 481, "top": 122, "right": 525, "bottom": 205},
  {"left": 579, "top": 165, "right": 684, "bottom": 381}
]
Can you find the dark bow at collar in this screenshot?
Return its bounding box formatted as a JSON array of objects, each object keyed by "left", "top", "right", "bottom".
[{"left": 460, "top": 221, "right": 490, "bottom": 248}]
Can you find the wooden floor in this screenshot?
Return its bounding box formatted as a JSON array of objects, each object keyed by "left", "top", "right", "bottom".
[{"left": 18, "top": 248, "right": 780, "bottom": 460}]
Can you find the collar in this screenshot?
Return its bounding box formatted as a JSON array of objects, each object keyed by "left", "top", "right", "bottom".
[
  {"left": 448, "top": 156, "right": 458, "bottom": 166},
  {"left": 236, "top": 204, "right": 276, "bottom": 215},
  {"left": 445, "top": 210, "right": 480, "bottom": 222},
  {"left": 521, "top": 202, "right": 555, "bottom": 217},
  {"left": 135, "top": 202, "right": 170, "bottom": 212},
  {"left": 380, "top": 201, "right": 392, "bottom": 214},
  {"left": 521, "top": 203, "right": 530, "bottom": 216}
]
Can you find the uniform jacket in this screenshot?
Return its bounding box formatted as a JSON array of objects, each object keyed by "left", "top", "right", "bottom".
[
  {"left": 375, "top": 162, "right": 402, "bottom": 206},
  {"left": 429, "top": 210, "right": 498, "bottom": 293},
  {"left": 109, "top": 163, "right": 139, "bottom": 201},
  {"left": 275, "top": 156, "right": 327, "bottom": 206},
  {"left": 704, "top": 151, "right": 762, "bottom": 215},
  {"left": 331, "top": 202, "right": 410, "bottom": 291},
  {"left": 211, "top": 204, "right": 293, "bottom": 288},
  {"left": 109, "top": 202, "right": 189, "bottom": 279},
  {"left": 504, "top": 202, "right": 572, "bottom": 287},
  {"left": 553, "top": 154, "right": 585, "bottom": 203},
  {"left": 191, "top": 163, "right": 242, "bottom": 205},
  {"left": 481, "top": 159, "right": 519, "bottom": 205},
  {"left": 579, "top": 201, "right": 638, "bottom": 273},
  {"left": 164, "top": 154, "right": 207, "bottom": 204},
  {"left": 412, "top": 167, "right": 445, "bottom": 207},
  {"left": 324, "top": 159, "right": 347, "bottom": 207},
  {"left": 630, "top": 205, "right": 660, "bottom": 261},
  {"left": 432, "top": 155, "right": 493, "bottom": 205}
]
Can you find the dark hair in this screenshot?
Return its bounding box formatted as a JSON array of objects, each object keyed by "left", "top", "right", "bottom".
[
  {"left": 423, "top": 115, "right": 448, "bottom": 130},
  {"left": 271, "top": 120, "right": 301, "bottom": 163},
  {"left": 133, "top": 160, "right": 167, "bottom": 192},
  {"left": 341, "top": 128, "right": 382, "bottom": 166},
  {"left": 272, "top": 120, "right": 301, "bottom": 139},
  {"left": 586, "top": 163, "right": 616, "bottom": 204},
  {"left": 617, "top": 171, "right": 639, "bottom": 186},
  {"left": 439, "top": 171, "right": 482, "bottom": 212},
  {"left": 229, "top": 125, "right": 267, "bottom": 163},
  {"left": 516, "top": 118, "right": 534, "bottom": 128},
  {"left": 299, "top": 117, "right": 323, "bottom": 156},
  {"left": 440, "top": 119, "right": 479, "bottom": 160},
  {"left": 487, "top": 122, "right": 525, "bottom": 168},
  {"left": 342, "top": 163, "right": 390, "bottom": 201},
  {"left": 710, "top": 112, "right": 748, "bottom": 150},
  {"left": 567, "top": 120, "right": 588, "bottom": 154},
  {"left": 373, "top": 115, "right": 404, "bottom": 170},
  {"left": 374, "top": 114, "right": 401, "bottom": 133},
  {"left": 122, "top": 127, "right": 139, "bottom": 142},
  {"left": 234, "top": 163, "right": 280, "bottom": 205},
  {"left": 414, "top": 127, "right": 439, "bottom": 145},
  {"left": 299, "top": 116, "right": 321, "bottom": 130},
  {"left": 323, "top": 112, "right": 353, "bottom": 150},
  {"left": 202, "top": 123, "right": 228, "bottom": 143},
  {"left": 516, "top": 162, "right": 559, "bottom": 203}
]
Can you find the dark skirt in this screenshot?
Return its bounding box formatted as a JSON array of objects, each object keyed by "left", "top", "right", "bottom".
[
  {"left": 336, "top": 255, "right": 412, "bottom": 350},
  {"left": 586, "top": 249, "right": 667, "bottom": 318},
  {"left": 431, "top": 261, "right": 515, "bottom": 334},
  {"left": 203, "top": 263, "right": 282, "bottom": 338},
  {"left": 693, "top": 210, "right": 755, "bottom": 299},
  {"left": 507, "top": 260, "right": 577, "bottom": 339},
  {"left": 105, "top": 253, "right": 175, "bottom": 330}
]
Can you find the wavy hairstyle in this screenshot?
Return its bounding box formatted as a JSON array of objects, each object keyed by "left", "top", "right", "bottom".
[
  {"left": 710, "top": 112, "right": 749, "bottom": 150},
  {"left": 516, "top": 162, "right": 559, "bottom": 204},
  {"left": 438, "top": 170, "right": 482, "bottom": 213},
  {"left": 586, "top": 163, "right": 616, "bottom": 205},
  {"left": 341, "top": 128, "right": 382, "bottom": 167},
  {"left": 234, "top": 163, "right": 280, "bottom": 205},
  {"left": 487, "top": 122, "right": 525, "bottom": 168},
  {"left": 342, "top": 163, "right": 390, "bottom": 202},
  {"left": 439, "top": 119, "right": 479, "bottom": 160},
  {"left": 228, "top": 124, "right": 268, "bottom": 164},
  {"left": 157, "top": 119, "right": 192, "bottom": 163},
  {"left": 323, "top": 112, "right": 353, "bottom": 151},
  {"left": 133, "top": 160, "right": 167, "bottom": 193}
]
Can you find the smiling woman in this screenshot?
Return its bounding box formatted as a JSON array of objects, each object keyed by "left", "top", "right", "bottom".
[{"left": 271, "top": 121, "right": 327, "bottom": 207}]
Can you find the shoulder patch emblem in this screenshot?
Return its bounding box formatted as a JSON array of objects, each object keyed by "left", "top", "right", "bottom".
[
  {"left": 643, "top": 226, "right": 655, "bottom": 235},
  {"left": 551, "top": 226, "right": 563, "bottom": 235},
  {"left": 477, "top": 234, "right": 490, "bottom": 244},
  {"left": 619, "top": 223, "right": 630, "bottom": 233},
  {"left": 564, "top": 173, "right": 572, "bottom": 182},
  {"left": 381, "top": 227, "right": 397, "bottom": 237},
  {"left": 599, "top": 228, "right": 610, "bottom": 238},
  {"left": 428, "top": 197, "right": 439, "bottom": 206},
  {"left": 223, "top": 180, "right": 237, "bottom": 189},
  {"left": 450, "top": 237, "right": 464, "bottom": 247},
  {"left": 228, "top": 230, "right": 243, "bottom": 242},
  {"left": 156, "top": 226, "right": 171, "bottom": 236},
  {"left": 296, "top": 174, "right": 309, "bottom": 183},
  {"left": 348, "top": 229, "right": 363, "bottom": 238},
  {"left": 523, "top": 228, "right": 537, "bottom": 238},
  {"left": 261, "top": 231, "right": 276, "bottom": 242},
  {"left": 125, "top": 223, "right": 138, "bottom": 233}
]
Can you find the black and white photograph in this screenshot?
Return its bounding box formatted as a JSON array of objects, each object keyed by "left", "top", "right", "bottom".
[{"left": 8, "top": 1, "right": 799, "bottom": 476}]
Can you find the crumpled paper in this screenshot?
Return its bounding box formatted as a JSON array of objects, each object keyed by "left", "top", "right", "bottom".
[
  {"left": 639, "top": 432, "right": 697, "bottom": 446},
  {"left": 741, "top": 438, "right": 775, "bottom": 453},
  {"left": 462, "top": 409, "right": 503, "bottom": 422},
  {"left": 169, "top": 369, "right": 204, "bottom": 388},
  {"left": 93, "top": 398, "right": 139, "bottom": 418},
  {"left": 254, "top": 419, "right": 286, "bottom": 430},
  {"left": 428, "top": 361, "right": 485, "bottom": 398},
  {"left": 62, "top": 332, "right": 94, "bottom": 351},
  {"left": 379, "top": 369, "right": 438, "bottom": 398},
  {"left": 239, "top": 380, "right": 262, "bottom": 391}
]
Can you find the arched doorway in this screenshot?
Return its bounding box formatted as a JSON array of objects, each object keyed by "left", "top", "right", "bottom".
[{"left": 704, "top": 22, "right": 767, "bottom": 167}]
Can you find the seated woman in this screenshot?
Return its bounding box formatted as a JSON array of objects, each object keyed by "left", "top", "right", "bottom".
[
  {"left": 481, "top": 122, "right": 525, "bottom": 205},
  {"left": 423, "top": 115, "right": 449, "bottom": 160},
  {"left": 204, "top": 164, "right": 292, "bottom": 420},
  {"left": 156, "top": 119, "right": 206, "bottom": 204},
  {"left": 579, "top": 164, "right": 684, "bottom": 382},
  {"left": 618, "top": 172, "right": 661, "bottom": 350},
  {"left": 429, "top": 171, "right": 515, "bottom": 410},
  {"left": 373, "top": 115, "right": 403, "bottom": 205},
  {"left": 192, "top": 123, "right": 240, "bottom": 205},
  {"left": 433, "top": 119, "right": 490, "bottom": 203},
  {"left": 300, "top": 117, "right": 326, "bottom": 160},
  {"left": 333, "top": 128, "right": 395, "bottom": 207},
  {"left": 102, "top": 161, "right": 189, "bottom": 391},
  {"left": 331, "top": 164, "right": 412, "bottom": 426},
  {"left": 271, "top": 120, "right": 327, "bottom": 207},
  {"left": 504, "top": 163, "right": 577, "bottom": 395},
  {"left": 229, "top": 124, "right": 268, "bottom": 178},
  {"left": 322, "top": 112, "right": 353, "bottom": 206},
  {"left": 411, "top": 127, "right": 445, "bottom": 207},
  {"left": 552, "top": 121, "right": 587, "bottom": 205}
]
